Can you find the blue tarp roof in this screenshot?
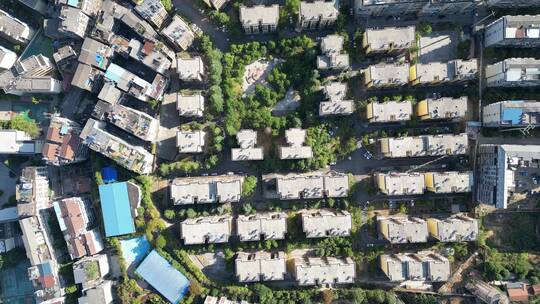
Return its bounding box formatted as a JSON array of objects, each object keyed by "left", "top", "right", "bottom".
[
  {"left": 101, "top": 166, "right": 118, "bottom": 183},
  {"left": 136, "top": 250, "right": 190, "bottom": 304},
  {"left": 98, "top": 182, "right": 135, "bottom": 237},
  {"left": 503, "top": 108, "right": 523, "bottom": 125}
]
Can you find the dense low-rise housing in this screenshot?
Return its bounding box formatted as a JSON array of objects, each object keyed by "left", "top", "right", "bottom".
[
  {"left": 363, "top": 26, "right": 416, "bottom": 54},
  {"left": 72, "top": 63, "right": 104, "bottom": 92},
  {"left": 380, "top": 251, "right": 450, "bottom": 282},
  {"left": 79, "top": 37, "right": 113, "bottom": 70},
  {"left": 477, "top": 144, "right": 540, "bottom": 208},
  {"left": 375, "top": 172, "right": 425, "bottom": 195},
  {"left": 377, "top": 216, "right": 429, "bottom": 244},
  {"left": 162, "top": 15, "right": 195, "bottom": 51},
  {"left": 232, "top": 129, "right": 264, "bottom": 161},
  {"left": 378, "top": 133, "right": 469, "bottom": 158},
  {"left": 53, "top": 197, "right": 104, "bottom": 259},
  {"left": 236, "top": 212, "right": 287, "bottom": 241},
  {"left": 239, "top": 5, "right": 279, "bottom": 34},
  {"left": 0, "top": 9, "right": 34, "bottom": 44},
  {"left": 265, "top": 171, "right": 349, "bottom": 200},
  {"left": 42, "top": 116, "right": 88, "bottom": 165},
  {"left": 417, "top": 97, "right": 469, "bottom": 120},
  {"left": 60, "top": 0, "right": 102, "bottom": 16},
  {"left": 0, "top": 54, "right": 62, "bottom": 95},
  {"left": 485, "top": 15, "right": 540, "bottom": 47},
  {"left": 299, "top": 0, "right": 339, "bottom": 30},
  {"left": 181, "top": 215, "right": 233, "bottom": 245},
  {"left": 0, "top": 46, "right": 17, "bottom": 70},
  {"left": 293, "top": 256, "right": 356, "bottom": 286},
  {"left": 171, "top": 175, "right": 244, "bottom": 205},
  {"left": 176, "top": 55, "right": 205, "bottom": 81},
  {"left": 80, "top": 118, "right": 154, "bottom": 174},
  {"left": 317, "top": 34, "right": 349, "bottom": 70},
  {"left": 278, "top": 128, "right": 313, "bottom": 159},
  {"left": 427, "top": 215, "right": 479, "bottom": 242},
  {"left": 483, "top": 100, "right": 540, "bottom": 127},
  {"left": 301, "top": 209, "right": 352, "bottom": 238},
  {"left": 235, "top": 251, "right": 286, "bottom": 282},
  {"left": 103, "top": 63, "right": 166, "bottom": 102},
  {"left": 93, "top": 101, "right": 159, "bottom": 142},
  {"left": 73, "top": 254, "right": 110, "bottom": 290},
  {"left": 177, "top": 130, "right": 206, "bottom": 153},
  {"left": 486, "top": 58, "right": 540, "bottom": 87},
  {"left": 366, "top": 100, "right": 413, "bottom": 123},
  {"left": 78, "top": 280, "right": 114, "bottom": 304}
]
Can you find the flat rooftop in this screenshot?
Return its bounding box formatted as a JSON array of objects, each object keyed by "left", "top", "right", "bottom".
[
  {"left": 365, "top": 26, "right": 415, "bottom": 51},
  {"left": 367, "top": 100, "right": 412, "bottom": 122},
  {"left": 367, "top": 63, "right": 410, "bottom": 86}
]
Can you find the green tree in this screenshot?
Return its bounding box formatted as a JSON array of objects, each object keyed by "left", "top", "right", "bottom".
[
  {"left": 242, "top": 176, "right": 258, "bottom": 197},
  {"left": 164, "top": 209, "right": 175, "bottom": 220},
  {"left": 161, "top": 0, "right": 172, "bottom": 12},
  {"left": 6, "top": 114, "right": 41, "bottom": 138},
  {"left": 155, "top": 235, "right": 166, "bottom": 249}
]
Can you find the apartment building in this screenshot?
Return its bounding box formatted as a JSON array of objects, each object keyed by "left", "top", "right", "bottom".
[
  {"left": 164, "top": 92, "right": 205, "bottom": 117},
  {"left": 239, "top": 5, "right": 279, "bottom": 34},
  {"left": 363, "top": 26, "right": 416, "bottom": 54},
  {"left": 417, "top": 97, "right": 468, "bottom": 121},
  {"left": 80, "top": 119, "right": 154, "bottom": 174},
  {"left": 377, "top": 216, "right": 429, "bottom": 244},
  {"left": 424, "top": 171, "right": 473, "bottom": 193},
  {"left": 477, "top": 144, "right": 540, "bottom": 208},
  {"left": 427, "top": 215, "right": 478, "bottom": 242},
  {"left": 0, "top": 46, "right": 17, "bottom": 70},
  {"left": 58, "top": 5, "right": 91, "bottom": 39},
  {"left": 364, "top": 63, "right": 410, "bottom": 88},
  {"left": 0, "top": 54, "right": 62, "bottom": 95},
  {"left": 176, "top": 55, "right": 205, "bottom": 81},
  {"left": 278, "top": 128, "right": 313, "bottom": 159},
  {"left": 0, "top": 9, "right": 34, "bottom": 44},
  {"left": 375, "top": 172, "right": 425, "bottom": 195},
  {"left": 73, "top": 254, "right": 110, "bottom": 290},
  {"left": 293, "top": 256, "right": 356, "bottom": 286},
  {"left": 59, "top": 0, "right": 102, "bottom": 16},
  {"left": 265, "top": 171, "right": 349, "bottom": 200},
  {"left": 410, "top": 59, "right": 478, "bottom": 85},
  {"left": 180, "top": 215, "right": 233, "bottom": 245},
  {"left": 78, "top": 37, "right": 113, "bottom": 70},
  {"left": 486, "top": 58, "right": 540, "bottom": 87},
  {"left": 317, "top": 34, "right": 350, "bottom": 70},
  {"left": 483, "top": 100, "right": 540, "bottom": 127},
  {"left": 231, "top": 129, "right": 264, "bottom": 161},
  {"left": 237, "top": 212, "right": 287, "bottom": 241},
  {"left": 299, "top": 0, "right": 339, "bottom": 30},
  {"left": 366, "top": 100, "right": 413, "bottom": 123},
  {"left": 485, "top": 15, "right": 540, "bottom": 47},
  {"left": 177, "top": 130, "right": 206, "bottom": 153},
  {"left": 235, "top": 251, "right": 286, "bottom": 282},
  {"left": 135, "top": 0, "right": 168, "bottom": 28},
  {"left": 355, "top": 0, "right": 476, "bottom": 18},
  {"left": 378, "top": 133, "right": 469, "bottom": 158},
  {"left": 319, "top": 82, "right": 354, "bottom": 116},
  {"left": 161, "top": 15, "right": 195, "bottom": 51},
  {"left": 380, "top": 251, "right": 450, "bottom": 282},
  {"left": 42, "top": 116, "right": 88, "bottom": 166},
  {"left": 171, "top": 175, "right": 244, "bottom": 205},
  {"left": 300, "top": 209, "right": 352, "bottom": 238}
]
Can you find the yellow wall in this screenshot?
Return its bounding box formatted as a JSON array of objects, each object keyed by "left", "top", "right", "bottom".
[
  {"left": 424, "top": 173, "right": 434, "bottom": 191},
  {"left": 376, "top": 174, "right": 386, "bottom": 193},
  {"left": 380, "top": 255, "right": 389, "bottom": 276},
  {"left": 427, "top": 218, "right": 438, "bottom": 238},
  {"left": 379, "top": 220, "right": 389, "bottom": 240},
  {"left": 364, "top": 70, "right": 372, "bottom": 86},
  {"left": 416, "top": 99, "right": 429, "bottom": 119},
  {"left": 366, "top": 103, "right": 374, "bottom": 120},
  {"left": 409, "top": 65, "right": 418, "bottom": 85}
]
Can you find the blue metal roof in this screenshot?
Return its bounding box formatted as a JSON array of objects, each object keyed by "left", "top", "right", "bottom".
[
  {"left": 98, "top": 182, "right": 135, "bottom": 237},
  {"left": 136, "top": 250, "right": 190, "bottom": 304},
  {"left": 101, "top": 166, "right": 118, "bottom": 183},
  {"left": 104, "top": 63, "right": 124, "bottom": 83},
  {"left": 502, "top": 108, "right": 523, "bottom": 125}
]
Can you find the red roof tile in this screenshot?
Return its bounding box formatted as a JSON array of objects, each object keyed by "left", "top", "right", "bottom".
[
  {"left": 39, "top": 275, "right": 56, "bottom": 288},
  {"left": 42, "top": 143, "right": 59, "bottom": 161},
  {"left": 46, "top": 127, "right": 62, "bottom": 144}
]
